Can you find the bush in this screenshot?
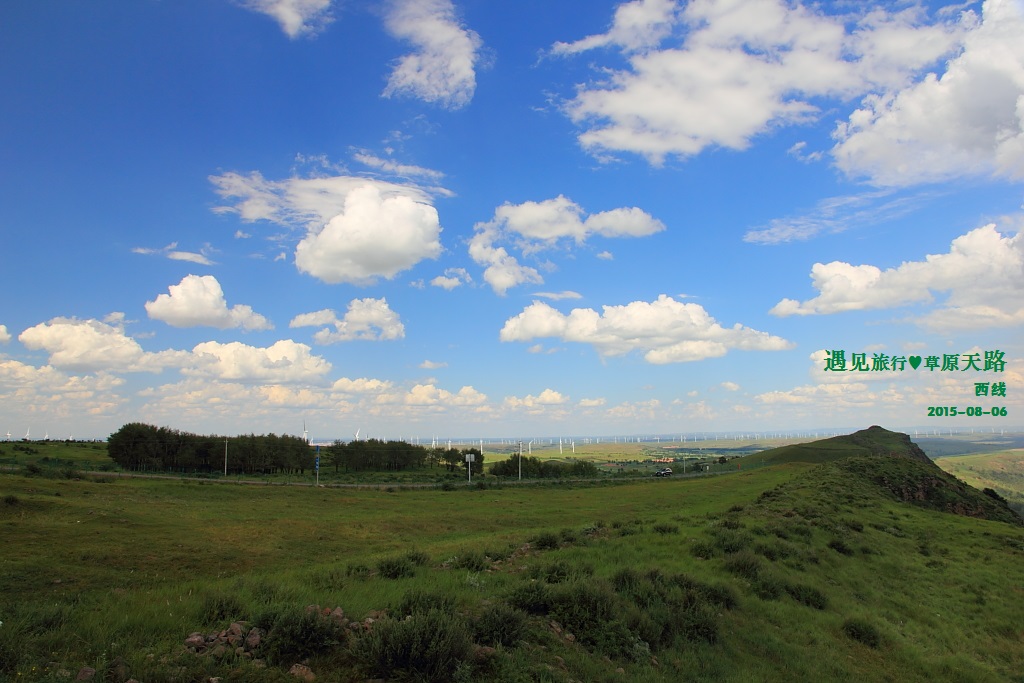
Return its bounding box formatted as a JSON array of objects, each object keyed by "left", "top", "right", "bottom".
[
  {"left": 690, "top": 540, "right": 716, "bottom": 560},
  {"left": 842, "top": 617, "right": 882, "bottom": 648},
  {"left": 2, "top": 495, "right": 19, "bottom": 506},
  {"left": 452, "top": 551, "right": 489, "bottom": 572},
  {"left": 473, "top": 603, "right": 528, "bottom": 647},
  {"left": 200, "top": 592, "right": 246, "bottom": 624},
  {"left": 506, "top": 581, "right": 552, "bottom": 615},
  {"left": 405, "top": 550, "right": 431, "bottom": 566},
  {"left": 532, "top": 560, "right": 593, "bottom": 584},
  {"left": 723, "top": 550, "right": 763, "bottom": 580},
  {"left": 356, "top": 609, "right": 472, "bottom": 683},
  {"left": 828, "top": 539, "right": 855, "bottom": 556},
  {"left": 752, "top": 573, "right": 785, "bottom": 600},
  {"left": 549, "top": 582, "right": 648, "bottom": 661},
  {"left": 377, "top": 556, "right": 416, "bottom": 579},
  {"left": 652, "top": 523, "right": 679, "bottom": 535},
  {"left": 346, "top": 563, "right": 372, "bottom": 580},
  {"left": 263, "top": 608, "right": 347, "bottom": 664},
  {"left": 785, "top": 583, "right": 828, "bottom": 610},
  {"left": 396, "top": 589, "right": 456, "bottom": 617},
  {"left": 531, "top": 532, "right": 560, "bottom": 550}
]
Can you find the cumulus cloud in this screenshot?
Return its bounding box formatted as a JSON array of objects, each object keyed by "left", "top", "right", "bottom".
[
  {"left": 470, "top": 196, "right": 664, "bottom": 294},
  {"left": 770, "top": 223, "right": 1024, "bottom": 330},
  {"left": 239, "top": 0, "right": 333, "bottom": 38},
  {"left": 420, "top": 360, "right": 448, "bottom": 369},
  {"left": 145, "top": 275, "right": 273, "bottom": 331},
  {"left": 186, "top": 339, "right": 330, "bottom": 382},
  {"left": 721, "top": 381, "right": 740, "bottom": 391},
  {"left": 558, "top": 0, "right": 967, "bottom": 163},
  {"left": 503, "top": 389, "right": 568, "bottom": 411},
  {"left": 0, "top": 359, "right": 126, "bottom": 420},
  {"left": 381, "top": 0, "right": 483, "bottom": 109},
  {"left": 500, "top": 294, "right": 793, "bottom": 363},
  {"left": 430, "top": 268, "right": 471, "bottom": 290},
  {"left": 833, "top": 0, "right": 1024, "bottom": 185},
  {"left": 290, "top": 297, "right": 405, "bottom": 344},
  {"left": 18, "top": 318, "right": 187, "bottom": 373},
  {"left": 294, "top": 184, "right": 442, "bottom": 285},
  {"left": 0, "top": 325, "right": 9, "bottom": 344},
  {"left": 332, "top": 377, "right": 394, "bottom": 394},
  {"left": 403, "top": 383, "right": 488, "bottom": 406},
  {"left": 210, "top": 171, "right": 438, "bottom": 230}
]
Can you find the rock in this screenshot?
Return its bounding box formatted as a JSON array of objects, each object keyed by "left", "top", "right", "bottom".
[
  {"left": 75, "top": 667, "right": 96, "bottom": 681},
  {"left": 245, "top": 627, "right": 263, "bottom": 650},
  {"left": 228, "top": 622, "right": 245, "bottom": 636},
  {"left": 289, "top": 663, "right": 316, "bottom": 681},
  {"left": 185, "top": 633, "right": 206, "bottom": 650},
  {"left": 330, "top": 607, "right": 345, "bottom": 624}
]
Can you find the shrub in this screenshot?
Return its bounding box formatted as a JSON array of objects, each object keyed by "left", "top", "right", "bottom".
[
  {"left": 723, "top": 550, "right": 763, "bottom": 580},
  {"left": 843, "top": 518, "right": 865, "bottom": 532},
  {"left": 2, "top": 495, "right": 18, "bottom": 506},
  {"left": 842, "top": 617, "right": 882, "bottom": 648},
  {"left": 473, "top": 603, "right": 528, "bottom": 647},
  {"left": 263, "top": 608, "right": 347, "bottom": 664},
  {"left": 506, "top": 581, "right": 552, "bottom": 615},
  {"left": 785, "top": 583, "right": 828, "bottom": 610},
  {"left": 549, "top": 582, "right": 648, "bottom": 661},
  {"left": 752, "top": 573, "right": 785, "bottom": 600},
  {"left": 356, "top": 609, "right": 472, "bottom": 683},
  {"left": 690, "top": 540, "right": 716, "bottom": 560},
  {"left": 200, "top": 592, "right": 246, "bottom": 624},
  {"left": 828, "top": 539, "right": 855, "bottom": 556},
  {"left": 404, "top": 550, "right": 431, "bottom": 566},
  {"left": 714, "top": 530, "right": 753, "bottom": 554},
  {"left": 533, "top": 560, "right": 593, "bottom": 584},
  {"left": 377, "top": 556, "right": 416, "bottom": 579},
  {"left": 652, "top": 523, "right": 679, "bottom": 535},
  {"left": 24, "top": 463, "right": 42, "bottom": 476},
  {"left": 452, "top": 551, "right": 489, "bottom": 572},
  {"left": 396, "top": 589, "right": 456, "bottom": 617},
  {"left": 531, "top": 532, "right": 560, "bottom": 550}
]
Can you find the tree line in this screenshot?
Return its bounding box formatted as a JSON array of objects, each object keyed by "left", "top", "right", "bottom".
[
  {"left": 107, "top": 423, "right": 315, "bottom": 474},
  {"left": 490, "top": 454, "right": 598, "bottom": 478}
]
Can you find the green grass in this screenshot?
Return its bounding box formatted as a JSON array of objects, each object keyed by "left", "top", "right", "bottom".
[{"left": 2, "top": 429, "right": 1023, "bottom": 682}]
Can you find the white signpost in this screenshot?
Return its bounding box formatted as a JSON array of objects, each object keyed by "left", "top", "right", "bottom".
[{"left": 465, "top": 452, "right": 475, "bottom": 484}]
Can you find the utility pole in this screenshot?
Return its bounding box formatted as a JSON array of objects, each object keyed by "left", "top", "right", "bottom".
[
  {"left": 518, "top": 440, "right": 523, "bottom": 481},
  {"left": 223, "top": 438, "right": 228, "bottom": 476}
]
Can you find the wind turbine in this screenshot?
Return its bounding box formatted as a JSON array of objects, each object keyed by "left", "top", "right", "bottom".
[
  {"left": 303, "top": 421, "right": 309, "bottom": 444},
  {"left": 25, "top": 427, "right": 30, "bottom": 440},
  {"left": 4, "top": 430, "right": 10, "bottom": 441}
]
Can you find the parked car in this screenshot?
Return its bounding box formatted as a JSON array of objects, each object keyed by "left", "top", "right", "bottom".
[{"left": 653, "top": 467, "right": 673, "bottom": 477}]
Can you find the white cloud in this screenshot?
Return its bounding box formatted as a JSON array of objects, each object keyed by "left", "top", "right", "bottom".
[
  {"left": 833, "top": 0, "right": 1024, "bottom": 186},
  {"left": 294, "top": 184, "right": 442, "bottom": 285},
  {"left": 403, "top": 383, "right": 488, "bottom": 406},
  {"left": 420, "top": 360, "right": 448, "bottom": 369},
  {"left": 381, "top": 0, "right": 483, "bottom": 109},
  {"left": 353, "top": 152, "right": 445, "bottom": 181},
  {"left": 770, "top": 223, "right": 1024, "bottom": 330},
  {"left": 290, "top": 297, "right": 405, "bottom": 344},
  {"left": 721, "top": 381, "right": 740, "bottom": 391},
  {"left": 0, "top": 325, "right": 9, "bottom": 344},
  {"left": 0, "top": 359, "right": 126, "bottom": 421},
  {"left": 533, "top": 291, "right": 583, "bottom": 301},
  {"left": 240, "top": 0, "right": 333, "bottom": 38},
  {"left": 468, "top": 225, "right": 543, "bottom": 296},
  {"left": 503, "top": 389, "right": 568, "bottom": 411},
  {"left": 559, "top": 0, "right": 967, "bottom": 163},
  {"left": 430, "top": 268, "right": 471, "bottom": 290},
  {"left": 470, "top": 196, "right": 664, "bottom": 294},
  {"left": 145, "top": 275, "right": 273, "bottom": 331},
  {"left": 210, "top": 171, "right": 438, "bottom": 230},
  {"left": 743, "top": 190, "right": 927, "bottom": 244},
  {"left": 551, "top": 0, "right": 677, "bottom": 55},
  {"left": 133, "top": 242, "right": 216, "bottom": 266},
  {"left": 18, "top": 318, "right": 187, "bottom": 373},
  {"left": 186, "top": 339, "right": 330, "bottom": 383},
  {"left": 578, "top": 397, "right": 607, "bottom": 408},
  {"left": 500, "top": 294, "right": 793, "bottom": 363}
]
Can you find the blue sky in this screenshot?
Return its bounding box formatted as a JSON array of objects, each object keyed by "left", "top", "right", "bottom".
[{"left": 1, "top": 0, "right": 1022, "bottom": 441}]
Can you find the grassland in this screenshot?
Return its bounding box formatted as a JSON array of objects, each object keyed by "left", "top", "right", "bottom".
[
  {"left": 1, "top": 430, "right": 1023, "bottom": 682},
  {"left": 936, "top": 449, "right": 1024, "bottom": 513}
]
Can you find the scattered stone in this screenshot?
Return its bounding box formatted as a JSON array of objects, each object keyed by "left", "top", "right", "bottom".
[
  {"left": 74, "top": 667, "right": 95, "bottom": 681},
  {"left": 289, "top": 663, "right": 316, "bottom": 681}
]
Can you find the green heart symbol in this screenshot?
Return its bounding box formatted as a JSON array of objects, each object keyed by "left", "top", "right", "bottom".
[{"left": 909, "top": 356, "right": 922, "bottom": 369}]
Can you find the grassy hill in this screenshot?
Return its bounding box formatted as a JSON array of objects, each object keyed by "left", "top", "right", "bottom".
[{"left": 1, "top": 427, "right": 1022, "bottom": 682}]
